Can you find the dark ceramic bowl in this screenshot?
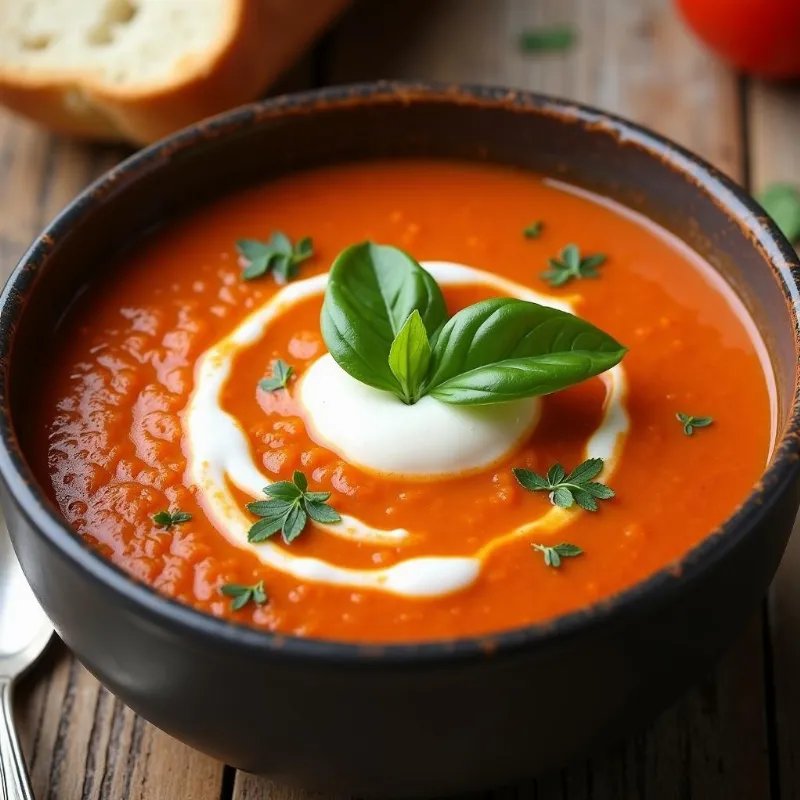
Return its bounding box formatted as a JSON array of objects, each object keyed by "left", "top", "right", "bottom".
[{"left": 1, "top": 82, "right": 799, "bottom": 797}]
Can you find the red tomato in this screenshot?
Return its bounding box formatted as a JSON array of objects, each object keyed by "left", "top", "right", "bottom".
[{"left": 677, "top": 0, "right": 800, "bottom": 78}]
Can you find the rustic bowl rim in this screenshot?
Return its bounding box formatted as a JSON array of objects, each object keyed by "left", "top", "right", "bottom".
[{"left": 1, "top": 80, "right": 799, "bottom": 664}]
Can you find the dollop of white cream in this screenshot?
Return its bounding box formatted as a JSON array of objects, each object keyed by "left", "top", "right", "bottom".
[
  {"left": 299, "top": 354, "right": 539, "bottom": 478},
  {"left": 185, "top": 261, "right": 629, "bottom": 598}
]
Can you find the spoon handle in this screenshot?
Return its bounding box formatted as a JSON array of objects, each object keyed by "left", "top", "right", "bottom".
[{"left": 0, "top": 679, "right": 33, "bottom": 800}]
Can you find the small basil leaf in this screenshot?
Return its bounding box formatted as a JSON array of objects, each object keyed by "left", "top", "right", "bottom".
[
  {"left": 426, "top": 297, "right": 625, "bottom": 404},
  {"left": 321, "top": 243, "right": 447, "bottom": 394},
  {"left": 429, "top": 351, "right": 625, "bottom": 405},
  {"left": 426, "top": 297, "right": 625, "bottom": 394},
  {"left": 388, "top": 310, "right": 432, "bottom": 404}
]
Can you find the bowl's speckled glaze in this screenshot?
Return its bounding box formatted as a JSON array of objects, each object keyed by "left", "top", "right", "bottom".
[{"left": 0, "top": 82, "right": 799, "bottom": 796}]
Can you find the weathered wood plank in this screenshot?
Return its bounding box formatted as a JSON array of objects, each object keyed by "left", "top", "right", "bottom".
[
  {"left": 749, "top": 78, "right": 800, "bottom": 800},
  {"left": 233, "top": 1, "right": 769, "bottom": 799}
]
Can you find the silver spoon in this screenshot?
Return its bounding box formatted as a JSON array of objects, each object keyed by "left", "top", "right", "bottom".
[{"left": 0, "top": 516, "right": 53, "bottom": 800}]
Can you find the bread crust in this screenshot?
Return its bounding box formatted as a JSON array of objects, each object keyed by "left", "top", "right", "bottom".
[{"left": 0, "top": 0, "right": 351, "bottom": 144}]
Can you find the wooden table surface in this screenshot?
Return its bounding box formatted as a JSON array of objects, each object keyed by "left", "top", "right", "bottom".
[{"left": 2, "top": 1, "right": 800, "bottom": 798}]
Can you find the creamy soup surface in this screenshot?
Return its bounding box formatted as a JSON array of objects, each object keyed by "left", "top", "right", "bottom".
[{"left": 28, "top": 160, "right": 773, "bottom": 642}]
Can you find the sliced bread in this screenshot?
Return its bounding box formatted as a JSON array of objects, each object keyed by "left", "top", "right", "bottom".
[{"left": 0, "top": 0, "right": 350, "bottom": 144}]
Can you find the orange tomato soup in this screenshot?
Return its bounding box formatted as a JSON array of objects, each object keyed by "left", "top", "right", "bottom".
[{"left": 29, "top": 160, "right": 773, "bottom": 642}]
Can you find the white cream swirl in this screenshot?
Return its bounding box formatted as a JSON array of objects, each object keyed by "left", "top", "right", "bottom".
[{"left": 185, "top": 263, "right": 629, "bottom": 598}]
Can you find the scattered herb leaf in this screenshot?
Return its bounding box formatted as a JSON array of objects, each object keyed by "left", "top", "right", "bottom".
[
  {"left": 246, "top": 471, "right": 341, "bottom": 544},
  {"left": 523, "top": 221, "right": 543, "bottom": 239},
  {"left": 513, "top": 458, "right": 614, "bottom": 511},
  {"left": 676, "top": 413, "right": 714, "bottom": 436},
  {"left": 541, "top": 244, "right": 607, "bottom": 287},
  {"left": 259, "top": 359, "right": 293, "bottom": 392},
  {"left": 532, "top": 542, "right": 584, "bottom": 568},
  {"left": 237, "top": 232, "right": 314, "bottom": 282},
  {"left": 152, "top": 510, "right": 192, "bottom": 530},
  {"left": 220, "top": 580, "right": 268, "bottom": 611},
  {"left": 757, "top": 183, "right": 800, "bottom": 244},
  {"left": 519, "top": 25, "right": 575, "bottom": 54}
]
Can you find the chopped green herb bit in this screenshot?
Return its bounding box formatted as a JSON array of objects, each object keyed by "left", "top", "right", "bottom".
[
  {"left": 676, "top": 413, "right": 714, "bottom": 436},
  {"left": 519, "top": 25, "right": 575, "bottom": 54},
  {"left": 541, "top": 244, "right": 607, "bottom": 287},
  {"left": 152, "top": 510, "right": 192, "bottom": 530},
  {"left": 532, "top": 542, "right": 584, "bottom": 568},
  {"left": 220, "top": 580, "right": 268, "bottom": 611},
  {"left": 523, "top": 221, "right": 543, "bottom": 238},
  {"left": 259, "top": 359, "right": 293, "bottom": 392},
  {"left": 513, "top": 458, "right": 614, "bottom": 511},
  {"left": 246, "top": 470, "right": 341, "bottom": 545},
  {"left": 757, "top": 183, "right": 800, "bottom": 244},
  {"left": 237, "top": 232, "right": 314, "bottom": 282}
]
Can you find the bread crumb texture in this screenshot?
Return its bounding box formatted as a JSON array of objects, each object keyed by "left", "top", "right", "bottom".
[{"left": 0, "top": 0, "right": 227, "bottom": 85}]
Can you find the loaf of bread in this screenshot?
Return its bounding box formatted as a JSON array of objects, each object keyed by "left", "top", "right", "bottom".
[{"left": 0, "top": 0, "right": 350, "bottom": 144}]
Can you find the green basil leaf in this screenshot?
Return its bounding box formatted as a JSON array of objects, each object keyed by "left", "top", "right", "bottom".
[
  {"left": 388, "top": 310, "right": 432, "bottom": 404},
  {"left": 425, "top": 297, "right": 626, "bottom": 404},
  {"left": 321, "top": 243, "right": 447, "bottom": 394},
  {"left": 429, "top": 351, "right": 625, "bottom": 405},
  {"left": 758, "top": 183, "right": 800, "bottom": 244}
]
